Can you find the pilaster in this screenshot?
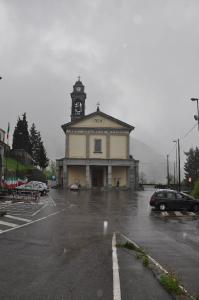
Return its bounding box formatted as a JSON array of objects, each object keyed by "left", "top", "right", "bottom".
[
  {"left": 65, "top": 134, "right": 69, "bottom": 158},
  {"left": 107, "top": 134, "right": 110, "bottom": 159},
  {"left": 108, "top": 165, "right": 112, "bottom": 188},
  {"left": 63, "top": 162, "right": 68, "bottom": 189},
  {"left": 86, "top": 165, "right": 91, "bottom": 188},
  {"left": 86, "top": 134, "right": 89, "bottom": 158}
]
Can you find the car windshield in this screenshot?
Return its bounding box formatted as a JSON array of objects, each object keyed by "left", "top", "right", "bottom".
[{"left": 181, "top": 192, "right": 195, "bottom": 200}]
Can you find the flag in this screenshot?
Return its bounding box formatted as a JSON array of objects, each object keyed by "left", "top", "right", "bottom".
[{"left": 7, "top": 122, "right": 10, "bottom": 143}]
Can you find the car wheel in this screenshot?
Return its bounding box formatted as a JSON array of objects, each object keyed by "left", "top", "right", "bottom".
[
  {"left": 192, "top": 204, "right": 199, "bottom": 212},
  {"left": 159, "top": 203, "right": 166, "bottom": 211}
]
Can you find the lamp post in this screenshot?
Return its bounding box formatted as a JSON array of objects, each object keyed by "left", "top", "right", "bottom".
[
  {"left": 166, "top": 154, "right": 170, "bottom": 187},
  {"left": 173, "top": 140, "right": 178, "bottom": 189},
  {"left": 190, "top": 98, "right": 199, "bottom": 130}
]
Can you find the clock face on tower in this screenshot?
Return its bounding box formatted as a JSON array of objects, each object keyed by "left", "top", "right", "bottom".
[{"left": 76, "top": 86, "right": 81, "bottom": 92}]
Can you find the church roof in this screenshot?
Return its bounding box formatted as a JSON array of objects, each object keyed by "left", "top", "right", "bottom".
[{"left": 61, "top": 110, "right": 135, "bottom": 133}]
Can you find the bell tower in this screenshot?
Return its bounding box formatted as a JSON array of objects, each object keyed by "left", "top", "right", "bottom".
[{"left": 71, "top": 77, "right": 86, "bottom": 121}]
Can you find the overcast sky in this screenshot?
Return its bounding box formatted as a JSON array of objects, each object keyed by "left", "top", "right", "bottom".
[{"left": 0, "top": 0, "right": 199, "bottom": 167}]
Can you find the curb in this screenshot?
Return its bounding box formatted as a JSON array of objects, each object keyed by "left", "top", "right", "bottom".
[{"left": 117, "top": 232, "right": 196, "bottom": 300}]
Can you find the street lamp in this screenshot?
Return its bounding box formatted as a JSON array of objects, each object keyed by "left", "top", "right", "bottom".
[
  {"left": 190, "top": 98, "right": 199, "bottom": 130},
  {"left": 173, "top": 140, "right": 177, "bottom": 188}
]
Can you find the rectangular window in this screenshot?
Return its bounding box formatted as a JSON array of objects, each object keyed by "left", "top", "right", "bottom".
[{"left": 94, "top": 139, "right": 102, "bottom": 153}]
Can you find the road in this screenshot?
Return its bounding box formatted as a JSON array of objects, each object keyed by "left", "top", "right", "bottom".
[{"left": 0, "top": 188, "right": 199, "bottom": 299}]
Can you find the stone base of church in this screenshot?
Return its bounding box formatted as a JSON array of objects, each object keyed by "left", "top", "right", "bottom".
[{"left": 56, "top": 158, "right": 139, "bottom": 190}]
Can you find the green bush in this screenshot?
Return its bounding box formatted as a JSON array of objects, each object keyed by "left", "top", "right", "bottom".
[
  {"left": 160, "top": 273, "right": 183, "bottom": 295},
  {"left": 142, "top": 255, "right": 149, "bottom": 267},
  {"left": 192, "top": 180, "right": 199, "bottom": 198}
]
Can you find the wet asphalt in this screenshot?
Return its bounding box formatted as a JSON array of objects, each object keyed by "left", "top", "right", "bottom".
[{"left": 0, "top": 187, "right": 199, "bottom": 299}]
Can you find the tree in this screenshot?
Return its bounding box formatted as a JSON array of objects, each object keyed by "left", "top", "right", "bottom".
[
  {"left": 30, "top": 123, "right": 40, "bottom": 166},
  {"left": 29, "top": 123, "right": 49, "bottom": 170},
  {"left": 12, "top": 113, "right": 32, "bottom": 155},
  {"left": 44, "top": 160, "right": 56, "bottom": 179},
  {"left": 37, "top": 141, "right": 49, "bottom": 170},
  {"left": 184, "top": 147, "right": 199, "bottom": 186}
]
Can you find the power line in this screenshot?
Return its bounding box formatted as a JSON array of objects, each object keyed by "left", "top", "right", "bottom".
[
  {"left": 168, "top": 123, "right": 197, "bottom": 157},
  {"left": 180, "top": 123, "right": 197, "bottom": 140}
]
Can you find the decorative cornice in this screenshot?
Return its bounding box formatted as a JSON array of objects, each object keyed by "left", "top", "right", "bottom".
[{"left": 65, "top": 128, "right": 129, "bottom": 134}]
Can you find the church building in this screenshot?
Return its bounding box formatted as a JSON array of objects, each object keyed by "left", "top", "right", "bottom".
[{"left": 56, "top": 79, "right": 139, "bottom": 190}]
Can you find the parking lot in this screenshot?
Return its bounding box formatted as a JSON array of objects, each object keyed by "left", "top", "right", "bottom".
[{"left": 0, "top": 188, "right": 199, "bottom": 299}]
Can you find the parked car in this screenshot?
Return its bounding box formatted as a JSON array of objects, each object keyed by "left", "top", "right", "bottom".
[
  {"left": 150, "top": 189, "right": 199, "bottom": 211},
  {"left": 16, "top": 181, "right": 49, "bottom": 196},
  {"left": 29, "top": 181, "right": 49, "bottom": 195}
]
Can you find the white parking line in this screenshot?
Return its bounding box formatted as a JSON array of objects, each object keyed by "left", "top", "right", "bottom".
[
  {"left": 0, "top": 220, "right": 18, "bottom": 228},
  {"left": 48, "top": 196, "right": 57, "bottom": 207},
  {"left": 112, "top": 232, "right": 121, "bottom": 300},
  {"left": 31, "top": 203, "right": 48, "bottom": 216},
  {"left": 0, "top": 210, "right": 63, "bottom": 235},
  {"left": 5, "top": 215, "right": 31, "bottom": 223},
  {"left": 187, "top": 212, "right": 196, "bottom": 216},
  {"left": 174, "top": 211, "right": 183, "bottom": 216},
  {"left": 161, "top": 212, "right": 169, "bottom": 217}
]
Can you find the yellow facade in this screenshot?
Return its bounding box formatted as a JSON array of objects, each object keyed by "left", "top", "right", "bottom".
[
  {"left": 68, "top": 134, "right": 86, "bottom": 158},
  {"left": 110, "top": 136, "right": 127, "bottom": 159},
  {"left": 68, "top": 133, "right": 128, "bottom": 160},
  {"left": 68, "top": 166, "right": 86, "bottom": 186},
  {"left": 89, "top": 135, "right": 107, "bottom": 159},
  {"left": 112, "top": 167, "right": 127, "bottom": 186}
]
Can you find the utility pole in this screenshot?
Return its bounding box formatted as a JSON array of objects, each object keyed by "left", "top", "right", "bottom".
[
  {"left": 173, "top": 140, "right": 178, "bottom": 188},
  {"left": 167, "top": 154, "right": 170, "bottom": 188},
  {"left": 173, "top": 162, "right": 175, "bottom": 186},
  {"left": 178, "top": 139, "right": 181, "bottom": 191}
]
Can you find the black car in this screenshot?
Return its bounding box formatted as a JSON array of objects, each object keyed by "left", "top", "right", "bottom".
[{"left": 150, "top": 189, "right": 199, "bottom": 211}]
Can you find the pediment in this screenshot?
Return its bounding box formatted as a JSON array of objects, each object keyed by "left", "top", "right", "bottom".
[{"left": 62, "top": 111, "right": 134, "bottom": 132}]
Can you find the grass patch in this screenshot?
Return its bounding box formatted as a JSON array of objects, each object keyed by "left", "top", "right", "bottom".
[
  {"left": 117, "top": 241, "right": 145, "bottom": 254},
  {"left": 160, "top": 273, "right": 183, "bottom": 296},
  {"left": 4, "top": 157, "right": 33, "bottom": 173},
  {"left": 117, "top": 241, "right": 150, "bottom": 267},
  {"left": 142, "top": 255, "right": 149, "bottom": 267}
]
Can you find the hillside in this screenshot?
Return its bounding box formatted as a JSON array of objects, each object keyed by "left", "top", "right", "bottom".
[{"left": 130, "top": 138, "right": 167, "bottom": 184}]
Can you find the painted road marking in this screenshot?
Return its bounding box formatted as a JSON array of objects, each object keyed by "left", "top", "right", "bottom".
[
  {"left": 31, "top": 203, "right": 48, "bottom": 216},
  {"left": 187, "top": 212, "right": 196, "bottom": 216},
  {"left": 103, "top": 221, "right": 108, "bottom": 235},
  {"left": 112, "top": 232, "right": 121, "bottom": 300},
  {"left": 0, "top": 220, "right": 18, "bottom": 228},
  {"left": 119, "top": 232, "right": 195, "bottom": 300},
  {"left": 0, "top": 210, "right": 63, "bottom": 235},
  {"left": 161, "top": 212, "right": 169, "bottom": 217},
  {"left": 174, "top": 211, "right": 183, "bottom": 216},
  {"left": 48, "top": 195, "right": 57, "bottom": 207},
  {"left": 5, "top": 215, "right": 31, "bottom": 223}
]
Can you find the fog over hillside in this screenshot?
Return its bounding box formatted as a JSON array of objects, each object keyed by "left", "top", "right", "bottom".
[{"left": 130, "top": 138, "right": 167, "bottom": 184}]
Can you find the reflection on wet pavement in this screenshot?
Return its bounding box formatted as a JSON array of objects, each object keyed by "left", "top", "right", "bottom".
[{"left": 51, "top": 187, "right": 199, "bottom": 296}]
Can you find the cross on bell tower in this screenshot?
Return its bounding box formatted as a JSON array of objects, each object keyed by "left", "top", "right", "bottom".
[{"left": 70, "top": 77, "right": 86, "bottom": 121}]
